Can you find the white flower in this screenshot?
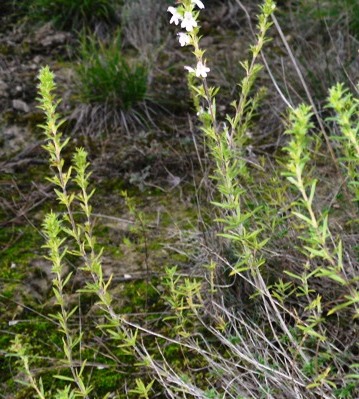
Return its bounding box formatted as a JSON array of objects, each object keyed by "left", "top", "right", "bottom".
[
  {"left": 181, "top": 11, "right": 197, "bottom": 32},
  {"left": 192, "top": 0, "right": 205, "bottom": 9},
  {"left": 196, "top": 107, "right": 204, "bottom": 116},
  {"left": 184, "top": 61, "right": 210, "bottom": 78},
  {"left": 178, "top": 32, "right": 191, "bottom": 46},
  {"left": 167, "top": 6, "right": 182, "bottom": 25},
  {"left": 184, "top": 65, "right": 195, "bottom": 74},
  {"left": 195, "top": 61, "right": 210, "bottom": 77}
]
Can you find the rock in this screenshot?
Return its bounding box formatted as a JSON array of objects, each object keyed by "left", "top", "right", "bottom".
[
  {"left": 33, "top": 55, "right": 42, "bottom": 64},
  {"left": 41, "top": 32, "right": 69, "bottom": 47},
  {"left": 0, "top": 124, "right": 32, "bottom": 155},
  {"left": 200, "top": 36, "right": 214, "bottom": 47},
  {"left": 34, "top": 22, "right": 71, "bottom": 48},
  {"left": 30, "top": 56, "right": 42, "bottom": 70},
  {"left": 12, "top": 99, "right": 30, "bottom": 113},
  {"left": 0, "top": 79, "right": 8, "bottom": 97}
]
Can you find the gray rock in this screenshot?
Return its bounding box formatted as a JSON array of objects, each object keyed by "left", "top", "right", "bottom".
[
  {"left": 0, "top": 79, "right": 8, "bottom": 97},
  {"left": 12, "top": 99, "right": 30, "bottom": 113},
  {"left": 34, "top": 22, "right": 70, "bottom": 47}
]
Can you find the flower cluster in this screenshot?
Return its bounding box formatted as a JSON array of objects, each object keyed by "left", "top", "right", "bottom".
[{"left": 167, "top": 0, "right": 210, "bottom": 78}]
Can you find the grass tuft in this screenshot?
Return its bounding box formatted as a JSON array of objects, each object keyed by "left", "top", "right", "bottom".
[{"left": 76, "top": 33, "right": 148, "bottom": 110}]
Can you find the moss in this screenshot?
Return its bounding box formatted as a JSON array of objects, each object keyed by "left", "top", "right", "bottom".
[
  {"left": 0, "top": 319, "right": 61, "bottom": 396},
  {"left": 0, "top": 225, "right": 42, "bottom": 274},
  {"left": 147, "top": 241, "right": 162, "bottom": 251},
  {"left": 120, "top": 278, "right": 162, "bottom": 314},
  {"left": 0, "top": 43, "right": 13, "bottom": 55},
  {"left": 171, "top": 253, "right": 190, "bottom": 264},
  {"left": 0, "top": 225, "right": 42, "bottom": 312},
  {"left": 87, "top": 369, "right": 124, "bottom": 396}
]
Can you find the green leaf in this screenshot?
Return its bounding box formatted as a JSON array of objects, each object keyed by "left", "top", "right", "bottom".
[
  {"left": 292, "top": 211, "right": 316, "bottom": 227},
  {"left": 303, "top": 246, "right": 327, "bottom": 258},
  {"left": 315, "top": 269, "right": 346, "bottom": 285},
  {"left": 308, "top": 180, "right": 317, "bottom": 206},
  {"left": 284, "top": 270, "right": 303, "bottom": 282},
  {"left": 53, "top": 375, "right": 75, "bottom": 382}
]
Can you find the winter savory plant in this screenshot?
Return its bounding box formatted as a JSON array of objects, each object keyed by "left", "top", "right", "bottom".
[{"left": 7, "top": 0, "right": 359, "bottom": 398}]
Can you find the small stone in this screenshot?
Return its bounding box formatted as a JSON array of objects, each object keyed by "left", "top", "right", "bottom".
[
  {"left": 41, "top": 32, "right": 68, "bottom": 47},
  {"left": 12, "top": 99, "right": 30, "bottom": 113},
  {"left": 0, "top": 79, "right": 8, "bottom": 97}
]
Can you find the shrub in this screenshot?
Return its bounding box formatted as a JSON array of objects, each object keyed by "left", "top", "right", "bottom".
[
  {"left": 28, "top": 0, "right": 117, "bottom": 30},
  {"left": 297, "top": 0, "right": 359, "bottom": 39},
  {"left": 121, "top": 0, "right": 170, "bottom": 65},
  {"left": 0, "top": 0, "right": 17, "bottom": 15}
]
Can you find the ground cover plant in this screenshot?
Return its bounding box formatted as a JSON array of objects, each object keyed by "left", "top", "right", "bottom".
[{"left": 0, "top": 0, "right": 358, "bottom": 398}]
